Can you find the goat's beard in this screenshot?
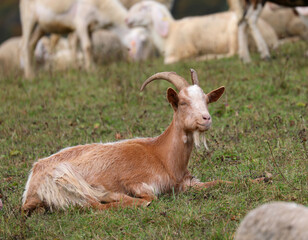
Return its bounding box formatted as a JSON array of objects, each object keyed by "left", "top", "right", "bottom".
[{"left": 193, "top": 131, "right": 208, "bottom": 150}]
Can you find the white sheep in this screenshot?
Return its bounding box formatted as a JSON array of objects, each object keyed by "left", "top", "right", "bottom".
[
  {"left": 235, "top": 201, "right": 308, "bottom": 240},
  {"left": 22, "top": 69, "right": 231, "bottom": 213},
  {"left": 35, "top": 31, "right": 125, "bottom": 69},
  {"left": 126, "top": 1, "right": 239, "bottom": 64},
  {"left": 120, "top": 0, "right": 174, "bottom": 10},
  {"left": 19, "top": 0, "right": 150, "bottom": 78},
  {"left": 34, "top": 28, "right": 155, "bottom": 69},
  {"left": 261, "top": 3, "right": 308, "bottom": 41},
  {"left": 0, "top": 37, "right": 22, "bottom": 70},
  {"left": 122, "top": 27, "right": 157, "bottom": 61},
  {"left": 126, "top": 1, "right": 278, "bottom": 64}
]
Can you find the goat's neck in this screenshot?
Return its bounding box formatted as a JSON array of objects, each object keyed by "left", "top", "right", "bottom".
[{"left": 153, "top": 116, "right": 194, "bottom": 181}]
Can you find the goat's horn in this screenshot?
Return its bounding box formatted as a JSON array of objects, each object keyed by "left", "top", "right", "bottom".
[
  {"left": 190, "top": 68, "right": 199, "bottom": 86},
  {"left": 140, "top": 72, "right": 189, "bottom": 91}
]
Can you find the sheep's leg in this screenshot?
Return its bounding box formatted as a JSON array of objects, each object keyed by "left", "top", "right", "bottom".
[
  {"left": 238, "top": 20, "right": 251, "bottom": 63},
  {"left": 20, "top": 7, "right": 37, "bottom": 79},
  {"left": 77, "top": 26, "right": 93, "bottom": 70},
  {"left": 68, "top": 33, "right": 79, "bottom": 64},
  {"left": 29, "top": 26, "right": 45, "bottom": 64},
  {"left": 246, "top": 3, "right": 270, "bottom": 60},
  {"left": 86, "top": 192, "right": 153, "bottom": 210}
]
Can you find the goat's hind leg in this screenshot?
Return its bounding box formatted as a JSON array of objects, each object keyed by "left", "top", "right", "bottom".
[{"left": 21, "top": 191, "right": 45, "bottom": 216}]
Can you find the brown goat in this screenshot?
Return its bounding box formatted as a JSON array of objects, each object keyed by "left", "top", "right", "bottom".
[{"left": 22, "top": 69, "right": 230, "bottom": 214}]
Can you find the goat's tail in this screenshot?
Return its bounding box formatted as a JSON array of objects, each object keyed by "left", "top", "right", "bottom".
[{"left": 25, "top": 162, "right": 108, "bottom": 210}]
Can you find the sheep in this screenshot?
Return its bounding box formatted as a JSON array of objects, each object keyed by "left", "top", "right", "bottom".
[
  {"left": 237, "top": 0, "right": 308, "bottom": 63},
  {"left": 120, "top": 0, "right": 174, "bottom": 10},
  {"left": 34, "top": 28, "right": 155, "bottom": 69},
  {"left": 22, "top": 69, "right": 233, "bottom": 213},
  {"left": 0, "top": 37, "right": 22, "bottom": 70},
  {"left": 122, "top": 27, "right": 158, "bottom": 61},
  {"left": 19, "top": 0, "right": 149, "bottom": 78},
  {"left": 126, "top": 1, "right": 278, "bottom": 64},
  {"left": 235, "top": 202, "right": 308, "bottom": 240},
  {"left": 260, "top": 3, "right": 308, "bottom": 41},
  {"left": 35, "top": 31, "right": 125, "bottom": 70}
]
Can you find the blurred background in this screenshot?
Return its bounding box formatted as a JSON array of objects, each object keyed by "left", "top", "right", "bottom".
[{"left": 0, "top": 0, "right": 228, "bottom": 44}]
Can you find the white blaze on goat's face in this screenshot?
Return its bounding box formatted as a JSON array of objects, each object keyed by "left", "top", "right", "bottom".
[{"left": 178, "top": 85, "right": 211, "bottom": 132}]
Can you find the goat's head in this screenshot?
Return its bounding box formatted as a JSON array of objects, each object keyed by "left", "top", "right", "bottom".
[{"left": 141, "top": 70, "right": 225, "bottom": 141}]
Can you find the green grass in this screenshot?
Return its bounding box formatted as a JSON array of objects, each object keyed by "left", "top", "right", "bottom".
[{"left": 0, "top": 42, "right": 307, "bottom": 239}]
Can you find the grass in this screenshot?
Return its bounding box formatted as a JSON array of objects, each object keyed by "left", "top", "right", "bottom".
[{"left": 0, "top": 42, "right": 307, "bottom": 239}]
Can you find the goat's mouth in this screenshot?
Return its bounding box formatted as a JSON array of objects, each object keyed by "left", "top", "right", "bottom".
[{"left": 197, "top": 123, "right": 211, "bottom": 131}]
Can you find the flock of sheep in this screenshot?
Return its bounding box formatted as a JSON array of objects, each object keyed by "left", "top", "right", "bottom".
[
  {"left": 0, "top": 0, "right": 307, "bottom": 78},
  {"left": 1, "top": 0, "right": 307, "bottom": 239}
]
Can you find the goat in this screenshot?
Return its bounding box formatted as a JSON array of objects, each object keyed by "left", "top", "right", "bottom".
[
  {"left": 235, "top": 202, "right": 308, "bottom": 240},
  {"left": 22, "top": 69, "right": 231, "bottom": 214},
  {"left": 126, "top": 1, "right": 278, "bottom": 64},
  {"left": 237, "top": 0, "right": 308, "bottom": 62}
]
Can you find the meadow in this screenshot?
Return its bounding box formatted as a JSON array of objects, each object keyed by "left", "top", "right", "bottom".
[{"left": 0, "top": 41, "right": 307, "bottom": 239}]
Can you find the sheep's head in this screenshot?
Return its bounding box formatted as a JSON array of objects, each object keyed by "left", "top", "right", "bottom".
[
  {"left": 126, "top": 1, "right": 172, "bottom": 38},
  {"left": 141, "top": 70, "right": 224, "bottom": 147}
]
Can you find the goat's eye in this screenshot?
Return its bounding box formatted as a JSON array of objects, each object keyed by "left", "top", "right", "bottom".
[{"left": 180, "top": 102, "right": 187, "bottom": 106}]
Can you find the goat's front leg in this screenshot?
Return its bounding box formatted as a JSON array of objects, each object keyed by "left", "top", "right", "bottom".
[
  {"left": 182, "top": 177, "right": 233, "bottom": 191},
  {"left": 181, "top": 174, "right": 270, "bottom": 192}
]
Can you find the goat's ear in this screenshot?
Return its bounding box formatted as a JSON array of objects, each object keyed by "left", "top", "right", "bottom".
[
  {"left": 151, "top": 6, "right": 169, "bottom": 37},
  {"left": 167, "top": 88, "right": 179, "bottom": 110},
  {"left": 207, "top": 86, "right": 225, "bottom": 103}
]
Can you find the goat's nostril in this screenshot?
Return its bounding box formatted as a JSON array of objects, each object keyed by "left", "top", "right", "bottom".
[{"left": 202, "top": 115, "right": 211, "bottom": 121}]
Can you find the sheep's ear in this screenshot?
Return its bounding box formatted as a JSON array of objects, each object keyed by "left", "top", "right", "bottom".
[
  {"left": 167, "top": 88, "right": 179, "bottom": 110},
  {"left": 207, "top": 86, "right": 225, "bottom": 103},
  {"left": 151, "top": 6, "right": 169, "bottom": 37}
]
